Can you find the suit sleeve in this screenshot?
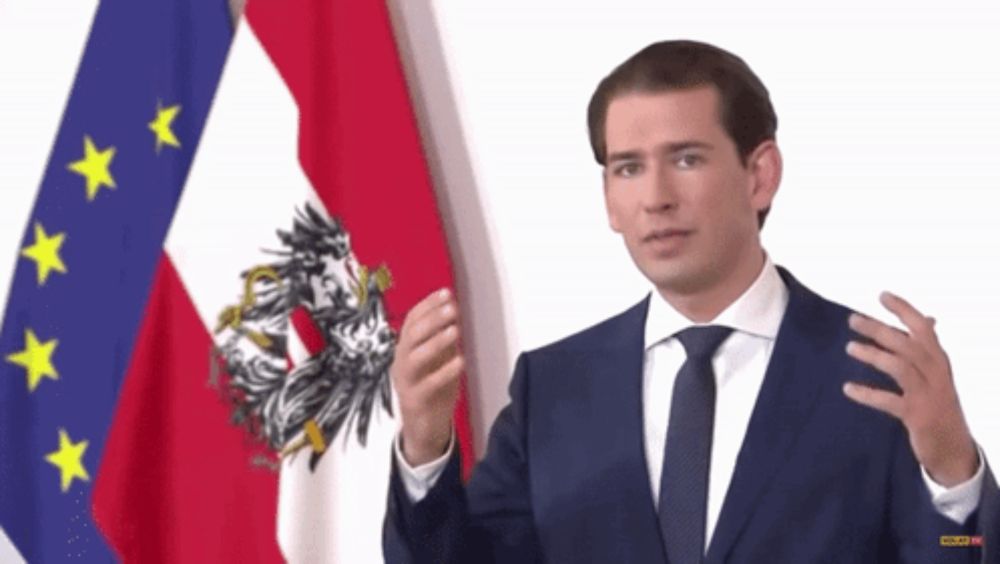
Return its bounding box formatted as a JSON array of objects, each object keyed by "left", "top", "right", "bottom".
[
  {"left": 975, "top": 457, "right": 999, "bottom": 564},
  {"left": 383, "top": 353, "right": 543, "bottom": 564},
  {"left": 885, "top": 420, "right": 990, "bottom": 564}
]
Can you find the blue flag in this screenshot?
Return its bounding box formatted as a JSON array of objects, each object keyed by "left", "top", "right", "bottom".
[{"left": 0, "top": 1, "right": 233, "bottom": 560}]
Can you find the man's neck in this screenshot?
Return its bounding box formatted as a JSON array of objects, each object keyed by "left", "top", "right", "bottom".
[{"left": 655, "top": 249, "right": 767, "bottom": 323}]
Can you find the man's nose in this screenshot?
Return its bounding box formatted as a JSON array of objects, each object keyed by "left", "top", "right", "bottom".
[{"left": 641, "top": 163, "right": 676, "bottom": 213}]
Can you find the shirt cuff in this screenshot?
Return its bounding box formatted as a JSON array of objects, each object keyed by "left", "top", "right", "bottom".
[
  {"left": 393, "top": 430, "right": 455, "bottom": 504},
  {"left": 921, "top": 444, "right": 986, "bottom": 524}
]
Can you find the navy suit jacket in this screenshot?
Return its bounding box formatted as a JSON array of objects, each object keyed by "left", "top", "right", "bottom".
[{"left": 384, "top": 267, "right": 997, "bottom": 563}]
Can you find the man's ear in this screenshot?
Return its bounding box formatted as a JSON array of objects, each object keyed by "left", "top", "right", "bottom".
[
  {"left": 602, "top": 171, "right": 622, "bottom": 233},
  {"left": 746, "top": 140, "right": 782, "bottom": 213}
]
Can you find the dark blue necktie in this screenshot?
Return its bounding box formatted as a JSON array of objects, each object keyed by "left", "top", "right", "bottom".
[{"left": 658, "top": 325, "right": 733, "bottom": 564}]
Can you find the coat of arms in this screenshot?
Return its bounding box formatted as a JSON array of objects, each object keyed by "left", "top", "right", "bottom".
[{"left": 211, "top": 203, "right": 394, "bottom": 471}]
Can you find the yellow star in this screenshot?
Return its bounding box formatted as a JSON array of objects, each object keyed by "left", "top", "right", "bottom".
[
  {"left": 148, "top": 102, "right": 181, "bottom": 153},
  {"left": 5, "top": 329, "right": 59, "bottom": 392},
  {"left": 20, "top": 222, "right": 67, "bottom": 285},
  {"left": 45, "top": 429, "right": 89, "bottom": 493},
  {"left": 67, "top": 135, "right": 116, "bottom": 201}
]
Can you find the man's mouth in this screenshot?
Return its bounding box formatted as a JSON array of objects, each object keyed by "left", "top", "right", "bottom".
[{"left": 643, "top": 228, "right": 692, "bottom": 242}]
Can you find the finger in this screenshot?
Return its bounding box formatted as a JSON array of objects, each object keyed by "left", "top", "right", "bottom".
[
  {"left": 406, "top": 288, "right": 454, "bottom": 326},
  {"left": 402, "top": 288, "right": 454, "bottom": 336},
  {"left": 408, "top": 324, "right": 461, "bottom": 379},
  {"left": 842, "top": 382, "right": 905, "bottom": 419},
  {"left": 424, "top": 340, "right": 461, "bottom": 378},
  {"left": 848, "top": 313, "right": 932, "bottom": 369},
  {"left": 405, "top": 300, "right": 460, "bottom": 351},
  {"left": 845, "top": 340, "right": 922, "bottom": 390},
  {"left": 879, "top": 291, "right": 938, "bottom": 344},
  {"left": 416, "top": 353, "right": 465, "bottom": 397}
]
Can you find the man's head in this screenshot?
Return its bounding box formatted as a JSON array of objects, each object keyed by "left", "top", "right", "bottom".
[{"left": 590, "top": 41, "right": 782, "bottom": 304}]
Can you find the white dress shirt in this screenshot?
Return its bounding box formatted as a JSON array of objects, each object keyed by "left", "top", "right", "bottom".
[{"left": 395, "top": 253, "right": 985, "bottom": 549}]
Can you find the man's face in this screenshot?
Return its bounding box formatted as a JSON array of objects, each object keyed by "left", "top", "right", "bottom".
[{"left": 603, "top": 85, "right": 776, "bottom": 297}]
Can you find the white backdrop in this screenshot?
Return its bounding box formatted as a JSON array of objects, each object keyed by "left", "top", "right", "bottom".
[
  {"left": 1, "top": 0, "right": 997, "bottom": 504},
  {"left": 386, "top": 0, "right": 1000, "bottom": 464}
]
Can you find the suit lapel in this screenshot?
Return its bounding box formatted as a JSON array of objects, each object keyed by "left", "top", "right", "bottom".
[
  {"left": 584, "top": 295, "right": 671, "bottom": 563},
  {"left": 705, "top": 267, "right": 831, "bottom": 563}
]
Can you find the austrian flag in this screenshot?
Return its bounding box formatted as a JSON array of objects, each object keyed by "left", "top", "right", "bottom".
[{"left": 0, "top": 0, "right": 473, "bottom": 562}]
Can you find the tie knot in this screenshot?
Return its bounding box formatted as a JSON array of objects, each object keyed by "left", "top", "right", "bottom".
[{"left": 674, "top": 325, "right": 733, "bottom": 360}]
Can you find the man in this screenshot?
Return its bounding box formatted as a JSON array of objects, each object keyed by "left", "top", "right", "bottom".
[{"left": 382, "top": 40, "right": 998, "bottom": 563}]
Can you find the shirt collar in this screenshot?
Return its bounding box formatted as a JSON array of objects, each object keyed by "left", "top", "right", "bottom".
[{"left": 643, "top": 252, "right": 789, "bottom": 349}]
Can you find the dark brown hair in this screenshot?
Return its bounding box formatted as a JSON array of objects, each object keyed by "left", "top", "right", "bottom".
[{"left": 587, "top": 40, "right": 777, "bottom": 227}]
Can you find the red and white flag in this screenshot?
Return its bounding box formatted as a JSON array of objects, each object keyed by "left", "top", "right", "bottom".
[{"left": 37, "top": 0, "right": 473, "bottom": 561}]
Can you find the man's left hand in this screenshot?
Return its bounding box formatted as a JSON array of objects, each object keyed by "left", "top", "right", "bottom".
[{"left": 843, "top": 291, "right": 978, "bottom": 487}]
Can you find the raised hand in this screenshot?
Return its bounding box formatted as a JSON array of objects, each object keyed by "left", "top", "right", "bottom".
[
  {"left": 843, "top": 291, "right": 978, "bottom": 487},
  {"left": 392, "top": 288, "right": 464, "bottom": 466}
]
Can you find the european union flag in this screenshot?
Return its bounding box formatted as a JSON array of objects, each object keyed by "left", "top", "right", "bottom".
[{"left": 0, "top": 0, "right": 234, "bottom": 560}]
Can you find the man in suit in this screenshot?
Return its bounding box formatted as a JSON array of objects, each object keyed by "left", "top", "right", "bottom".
[{"left": 382, "top": 40, "right": 997, "bottom": 563}]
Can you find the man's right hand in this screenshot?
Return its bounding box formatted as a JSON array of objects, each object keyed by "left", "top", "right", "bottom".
[{"left": 392, "top": 288, "right": 464, "bottom": 467}]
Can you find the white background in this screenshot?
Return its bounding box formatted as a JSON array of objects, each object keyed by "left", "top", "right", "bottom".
[
  {"left": 2, "top": 0, "right": 998, "bottom": 522},
  {"left": 386, "top": 0, "right": 1000, "bottom": 464}
]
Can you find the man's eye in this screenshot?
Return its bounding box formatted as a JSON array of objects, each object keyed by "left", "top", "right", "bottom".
[
  {"left": 614, "top": 162, "right": 643, "bottom": 177},
  {"left": 676, "top": 153, "right": 703, "bottom": 169}
]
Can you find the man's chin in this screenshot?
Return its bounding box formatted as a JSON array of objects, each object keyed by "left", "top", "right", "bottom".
[
  {"left": 647, "top": 272, "right": 698, "bottom": 295},
  {"left": 643, "top": 267, "right": 708, "bottom": 297}
]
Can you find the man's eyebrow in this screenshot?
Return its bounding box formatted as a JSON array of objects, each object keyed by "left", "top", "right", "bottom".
[
  {"left": 606, "top": 150, "right": 644, "bottom": 164},
  {"left": 606, "top": 141, "right": 715, "bottom": 164}
]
